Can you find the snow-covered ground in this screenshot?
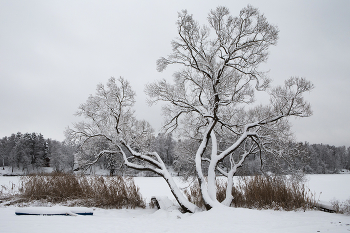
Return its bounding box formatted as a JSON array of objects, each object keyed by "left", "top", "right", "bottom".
[
  {"left": 1, "top": 175, "right": 350, "bottom": 233},
  {"left": 305, "top": 174, "right": 350, "bottom": 203},
  {"left": 1, "top": 205, "right": 350, "bottom": 233}
]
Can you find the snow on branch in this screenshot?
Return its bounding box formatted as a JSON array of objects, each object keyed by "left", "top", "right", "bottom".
[{"left": 74, "top": 150, "right": 119, "bottom": 171}]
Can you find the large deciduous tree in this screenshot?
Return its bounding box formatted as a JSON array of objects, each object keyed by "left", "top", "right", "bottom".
[
  {"left": 147, "top": 5, "right": 313, "bottom": 209},
  {"left": 68, "top": 5, "right": 313, "bottom": 212}
]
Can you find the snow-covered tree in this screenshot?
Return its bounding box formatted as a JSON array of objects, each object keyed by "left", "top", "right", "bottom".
[
  {"left": 46, "top": 139, "right": 75, "bottom": 172},
  {"left": 0, "top": 138, "right": 6, "bottom": 169},
  {"left": 68, "top": 6, "right": 313, "bottom": 212},
  {"left": 146, "top": 5, "right": 313, "bottom": 209},
  {"left": 66, "top": 77, "right": 199, "bottom": 212}
]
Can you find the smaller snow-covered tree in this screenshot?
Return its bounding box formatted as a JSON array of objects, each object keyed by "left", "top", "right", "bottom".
[{"left": 67, "top": 77, "right": 199, "bottom": 212}]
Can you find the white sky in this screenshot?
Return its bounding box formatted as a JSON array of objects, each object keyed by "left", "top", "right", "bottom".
[{"left": 1, "top": 0, "right": 349, "bottom": 147}]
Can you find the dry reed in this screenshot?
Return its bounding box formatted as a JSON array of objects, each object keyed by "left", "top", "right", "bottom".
[
  {"left": 185, "top": 175, "right": 315, "bottom": 211},
  {"left": 19, "top": 172, "right": 145, "bottom": 208}
]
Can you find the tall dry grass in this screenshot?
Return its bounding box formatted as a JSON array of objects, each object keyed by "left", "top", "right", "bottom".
[
  {"left": 185, "top": 175, "right": 315, "bottom": 210},
  {"left": 19, "top": 172, "right": 145, "bottom": 208}
]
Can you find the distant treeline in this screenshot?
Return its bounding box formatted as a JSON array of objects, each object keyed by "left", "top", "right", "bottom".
[
  {"left": 0, "top": 132, "right": 75, "bottom": 172},
  {"left": 302, "top": 142, "right": 350, "bottom": 173},
  {"left": 1, "top": 132, "right": 349, "bottom": 175},
  {"left": 237, "top": 142, "right": 350, "bottom": 175}
]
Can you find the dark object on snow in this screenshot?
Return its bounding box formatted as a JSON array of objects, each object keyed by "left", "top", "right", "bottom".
[
  {"left": 315, "top": 202, "right": 336, "bottom": 213},
  {"left": 150, "top": 196, "right": 177, "bottom": 210},
  {"left": 151, "top": 197, "right": 160, "bottom": 209},
  {"left": 15, "top": 212, "right": 92, "bottom": 216},
  {"left": 15, "top": 207, "right": 93, "bottom": 216}
]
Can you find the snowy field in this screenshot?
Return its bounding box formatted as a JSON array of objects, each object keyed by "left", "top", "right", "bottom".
[{"left": 1, "top": 175, "right": 350, "bottom": 233}]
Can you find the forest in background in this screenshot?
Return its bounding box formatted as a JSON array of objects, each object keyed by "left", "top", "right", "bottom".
[
  {"left": 0, "top": 132, "right": 349, "bottom": 176},
  {"left": 0, "top": 132, "right": 74, "bottom": 173}
]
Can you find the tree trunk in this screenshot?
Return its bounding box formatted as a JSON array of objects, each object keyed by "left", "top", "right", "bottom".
[{"left": 161, "top": 170, "right": 200, "bottom": 213}]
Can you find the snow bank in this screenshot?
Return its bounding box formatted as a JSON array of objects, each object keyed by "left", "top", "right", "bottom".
[
  {"left": 151, "top": 196, "right": 178, "bottom": 211},
  {"left": 1, "top": 206, "right": 349, "bottom": 233}
]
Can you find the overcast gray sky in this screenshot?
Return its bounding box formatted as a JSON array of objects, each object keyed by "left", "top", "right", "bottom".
[{"left": 1, "top": 0, "right": 349, "bottom": 147}]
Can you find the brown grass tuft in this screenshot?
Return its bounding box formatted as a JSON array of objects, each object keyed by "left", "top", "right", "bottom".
[
  {"left": 233, "top": 175, "right": 314, "bottom": 210},
  {"left": 19, "top": 172, "right": 145, "bottom": 208},
  {"left": 185, "top": 175, "right": 315, "bottom": 211}
]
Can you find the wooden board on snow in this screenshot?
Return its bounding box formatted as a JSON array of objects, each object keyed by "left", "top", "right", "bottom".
[
  {"left": 15, "top": 207, "right": 93, "bottom": 216},
  {"left": 315, "top": 201, "right": 336, "bottom": 213}
]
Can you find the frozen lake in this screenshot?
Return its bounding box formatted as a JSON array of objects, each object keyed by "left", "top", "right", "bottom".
[{"left": 2, "top": 174, "right": 349, "bottom": 203}]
